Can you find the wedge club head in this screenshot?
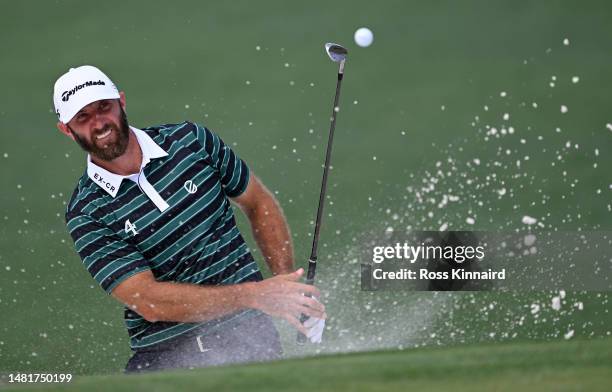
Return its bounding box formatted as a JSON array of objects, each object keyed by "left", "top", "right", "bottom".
[{"left": 325, "top": 43, "right": 348, "bottom": 63}]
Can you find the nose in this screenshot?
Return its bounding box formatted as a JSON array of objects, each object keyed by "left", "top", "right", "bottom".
[{"left": 90, "top": 112, "right": 108, "bottom": 133}]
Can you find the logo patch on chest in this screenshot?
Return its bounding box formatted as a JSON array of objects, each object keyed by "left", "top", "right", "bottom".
[{"left": 184, "top": 180, "right": 198, "bottom": 194}]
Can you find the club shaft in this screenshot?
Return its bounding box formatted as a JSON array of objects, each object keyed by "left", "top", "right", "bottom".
[
  {"left": 297, "top": 65, "right": 344, "bottom": 344},
  {"left": 307, "top": 70, "right": 344, "bottom": 283}
]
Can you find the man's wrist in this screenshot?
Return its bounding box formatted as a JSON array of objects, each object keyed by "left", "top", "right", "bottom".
[
  {"left": 272, "top": 268, "right": 293, "bottom": 275},
  {"left": 270, "top": 261, "right": 294, "bottom": 275},
  {"left": 236, "top": 281, "right": 259, "bottom": 310}
]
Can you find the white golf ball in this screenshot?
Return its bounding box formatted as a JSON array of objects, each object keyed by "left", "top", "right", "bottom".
[{"left": 354, "top": 27, "right": 374, "bottom": 47}]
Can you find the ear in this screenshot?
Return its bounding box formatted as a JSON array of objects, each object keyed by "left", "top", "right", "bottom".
[
  {"left": 57, "top": 122, "right": 75, "bottom": 140},
  {"left": 119, "top": 91, "right": 126, "bottom": 112}
]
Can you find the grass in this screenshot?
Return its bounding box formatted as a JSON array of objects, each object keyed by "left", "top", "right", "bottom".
[{"left": 2, "top": 337, "right": 611, "bottom": 391}]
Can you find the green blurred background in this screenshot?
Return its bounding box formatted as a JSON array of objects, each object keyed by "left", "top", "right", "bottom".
[{"left": 0, "top": 0, "right": 610, "bottom": 376}]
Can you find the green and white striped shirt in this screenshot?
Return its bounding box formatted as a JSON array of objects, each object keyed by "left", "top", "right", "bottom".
[{"left": 65, "top": 121, "right": 261, "bottom": 349}]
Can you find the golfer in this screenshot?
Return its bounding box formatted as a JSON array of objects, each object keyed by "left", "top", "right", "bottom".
[{"left": 53, "top": 65, "right": 326, "bottom": 373}]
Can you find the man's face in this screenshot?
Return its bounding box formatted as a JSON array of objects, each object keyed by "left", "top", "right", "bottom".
[{"left": 66, "top": 99, "right": 130, "bottom": 161}]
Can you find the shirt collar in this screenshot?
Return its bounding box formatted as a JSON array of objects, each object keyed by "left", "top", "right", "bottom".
[{"left": 86, "top": 126, "right": 168, "bottom": 198}]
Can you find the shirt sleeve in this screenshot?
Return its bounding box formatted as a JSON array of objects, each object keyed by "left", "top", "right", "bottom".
[
  {"left": 191, "top": 122, "right": 251, "bottom": 198},
  {"left": 66, "top": 214, "right": 151, "bottom": 295}
]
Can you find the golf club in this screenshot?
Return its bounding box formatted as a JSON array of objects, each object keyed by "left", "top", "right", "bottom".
[{"left": 297, "top": 42, "right": 348, "bottom": 344}]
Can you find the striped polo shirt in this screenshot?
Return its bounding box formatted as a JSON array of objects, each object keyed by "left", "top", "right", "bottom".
[{"left": 65, "top": 121, "right": 263, "bottom": 349}]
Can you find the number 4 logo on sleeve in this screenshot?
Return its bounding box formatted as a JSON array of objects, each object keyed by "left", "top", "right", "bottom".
[{"left": 124, "top": 219, "right": 139, "bottom": 236}]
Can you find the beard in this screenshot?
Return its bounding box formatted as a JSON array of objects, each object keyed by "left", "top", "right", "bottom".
[{"left": 69, "top": 107, "right": 130, "bottom": 161}]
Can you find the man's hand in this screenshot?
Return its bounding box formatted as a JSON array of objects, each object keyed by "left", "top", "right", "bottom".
[
  {"left": 248, "top": 268, "right": 326, "bottom": 335},
  {"left": 303, "top": 296, "right": 326, "bottom": 343}
]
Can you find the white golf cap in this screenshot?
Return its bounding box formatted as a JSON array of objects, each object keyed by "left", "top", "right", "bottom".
[{"left": 53, "top": 65, "right": 120, "bottom": 123}]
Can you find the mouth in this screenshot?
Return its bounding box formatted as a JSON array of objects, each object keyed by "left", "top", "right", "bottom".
[{"left": 95, "top": 128, "right": 112, "bottom": 140}]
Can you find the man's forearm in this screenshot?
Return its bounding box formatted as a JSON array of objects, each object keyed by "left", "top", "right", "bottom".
[
  {"left": 140, "top": 280, "right": 257, "bottom": 323},
  {"left": 132, "top": 270, "right": 325, "bottom": 333},
  {"left": 246, "top": 194, "right": 294, "bottom": 275}
]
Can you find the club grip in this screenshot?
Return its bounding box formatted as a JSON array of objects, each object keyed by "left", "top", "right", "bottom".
[
  {"left": 296, "top": 313, "right": 310, "bottom": 344},
  {"left": 296, "top": 258, "right": 317, "bottom": 344}
]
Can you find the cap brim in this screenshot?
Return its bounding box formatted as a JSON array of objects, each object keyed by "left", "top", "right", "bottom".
[{"left": 59, "top": 91, "right": 120, "bottom": 124}]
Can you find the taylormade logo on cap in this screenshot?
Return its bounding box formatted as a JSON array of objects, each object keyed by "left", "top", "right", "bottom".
[
  {"left": 53, "top": 65, "right": 120, "bottom": 123},
  {"left": 61, "top": 80, "right": 106, "bottom": 102}
]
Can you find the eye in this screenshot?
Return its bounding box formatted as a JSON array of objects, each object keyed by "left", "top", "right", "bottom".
[
  {"left": 75, "top": 113, "right": 88, "bottom": 123},
  {"left": 100, "top": 100, "right": 111, "bottom": 111}
]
